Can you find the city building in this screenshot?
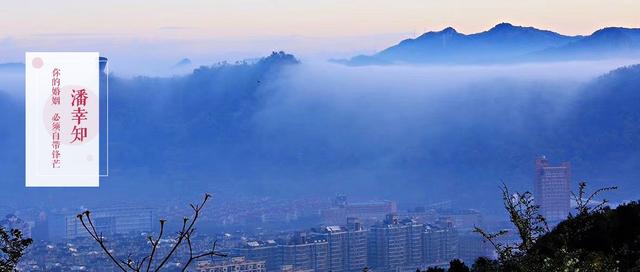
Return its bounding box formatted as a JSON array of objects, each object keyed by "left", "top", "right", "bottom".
[
  {"left": 407, "top": 207, "right": 438, "bottom": 225},
  {"left": 457, "top": 231, "right": 491, "bottom": 265},
  {"left": 31, "top": 211, "right": 49, "bottom": 241},
  {"left": 346, "top": 218, "right": 369, "bottom": 272},
  {"left": 281, "top": 232, "right": 329, "bottom": 271},
  {"left": 368, "top": 214, "right": 423, "bottom": 271},
  {"left": 437, "top": 209, "right": 483, "bottom": 231},
  {"left": 46, "top": 211, "right": 69, "bottom": 240},
  {"left": 322, "top": 195, "right": 397, "bottom": 225},
  {"left": 234, "top": 221, "right": 369, "bottom": 271},
  {"left": 423, "top": 222, "right": 458, "bottom": 266},
  {"left": 65, "top": 207, "right": 153, "bottom": 239},
  {"left": 534, "top": 156, "right": 571, "bottom": 223},
  {"left": 234, "top": 240, "right": 281, "bottom": 271},
  {"left": 312, "top": 220, "right": 368, "bottom": 271},
  {"left": 233, "top": 234, "right": 329, "bottom": 271},
  {"left": 196, "top": 257, "right": 266, "bottom": 272}
]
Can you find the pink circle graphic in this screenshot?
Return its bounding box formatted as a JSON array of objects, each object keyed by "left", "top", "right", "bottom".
[{"left": 32, "top": 57, "right": 44, "bottom": 69}]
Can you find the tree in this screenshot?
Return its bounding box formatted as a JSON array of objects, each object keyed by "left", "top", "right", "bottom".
[
  {"left": 76, "top": 193, "right": 226, "bottom": 271},
  {"left": 530, "top": 201, "right": 639, "bottom": 271},
  {"left": 470, "top": 257, "right": 498, "bottom": 272},
  {"left": 472, "top": 181, "right": 621, "bottom": 271},
  {"left": 473, "top": 184, "right": 548, "bottom": 271},
  {"left": 571, "top": 181, "right": 617, "bottom": 217},
  {"left": 448, "top": 259, "right": 470, "bottom": 272},
  {"left": 426, "top": 267, "right": 445, "bottom": 272},
  {"left": 0, "top": 227, "right": 32, "bottom": 271}
]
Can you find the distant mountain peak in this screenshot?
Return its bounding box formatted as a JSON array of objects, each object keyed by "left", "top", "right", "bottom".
[
  {"left": 487, "top": 22, "right": 536, "bottom": 34},
  {"left": 440, "top": 27, "right": 458, "bottom": 34},
  {"left": 591, "top": 27, "right": 640, "bottom": 38},
  {"left": 491, "top": 22, "right": 515, "bottom": 30},
  {"left": 415, "top": 26, "right": 460, "bottom": 40},
  {"left": 173, "top": 58, "right": 192, "bottom": 68}
]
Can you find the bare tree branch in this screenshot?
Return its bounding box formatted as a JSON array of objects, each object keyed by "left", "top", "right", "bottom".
[
  {"left": 153, "top": 193, "right": 211, "bottom": 272},
  {"left": 145, "top": 219, "right": 166, "bottom": 272},
  {"left": 181, "top": 240, "right": 228, "bottom": 272},
  {"left": 77, "top": 212, "right": 128, "bottom": 271},
  {"left": 77, "top": 193, "right": 226, "bottom": 272}
]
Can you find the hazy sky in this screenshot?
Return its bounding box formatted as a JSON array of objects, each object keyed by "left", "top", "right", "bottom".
[
  {"left": 3, "top": 0, "right": 638, "bottom": 37},
  {"left": 2, "top": 0, "right": 639, "bottom": 71}
]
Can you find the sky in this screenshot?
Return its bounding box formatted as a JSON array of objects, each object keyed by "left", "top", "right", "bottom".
[{"left": 1, "top": 0, "right": 639, "bottom": 73}]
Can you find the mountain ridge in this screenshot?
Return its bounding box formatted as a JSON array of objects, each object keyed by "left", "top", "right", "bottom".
[{"left": 342, "top": 23, "right": 640, "bottom": 65}]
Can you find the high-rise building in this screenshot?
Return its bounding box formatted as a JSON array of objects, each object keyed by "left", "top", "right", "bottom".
[
  {"left": 423, "top": 222, "right": 458, "bottom": 266},
  {"left": 65, "top": 207, "right": 153, "bottom": 239},
  {"left": 346, "top": 218, "right": 369, "bottom": 272},
  {"left": 404, "top": 219, "right": 423, "bottom": 266},
  {"left": 368, "top": 214, "right": 423, "bottom": 271},
  {"left": 234, "top": 240, "right": 281, "bottom": 271},
  {"left": 312, "top": 222, "right": 368, "bottom": 272},
  {"left": 47, "top": 211, "right": 68, "bottom": 240},
  {"left": 234, "top": 234, "right": 330, "bottom": 271},
  {"left": 281, "top": 233, "right": 329, "bottom": 271},
  {"left": 319, "top": 226, "right": 346, "bottom": 271},
  {"left": 457, "top": 231, "right": 491, "bottom": 265},
  {"left": 534, "top": 156, "right": 571, "bottom": 223},
  {"left": 31, "top": 211, "right": 49, "bottom": 241}
]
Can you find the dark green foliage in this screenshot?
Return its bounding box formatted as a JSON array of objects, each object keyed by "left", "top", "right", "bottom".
[
  {"left": 470, "top": 257, "right": 499, "bottom": 272},
  {"left": 0, "top": 227, "right": 33, "bottom": 271},
  {"left": 448, "top": 259, "right": 470, "bottom": 272},
  {"left": 529, "top": 201, "right": 640, "bottom": 271},
  {"left": 571, "top": 181, "right": 617, "bottom": 217},
  {"left": 474, "top": 184, "right": 548, "bottom": 269},
  {"left": 420, "top": 262, "right": 470, "bottom": 272},
  {"left": 472, "top": 182, "right": 640, "bottom": 271}
]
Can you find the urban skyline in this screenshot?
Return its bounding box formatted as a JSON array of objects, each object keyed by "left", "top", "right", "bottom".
[{"left": 3, "top": 156, "right": 599, "bottom": 271}]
